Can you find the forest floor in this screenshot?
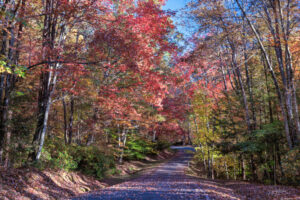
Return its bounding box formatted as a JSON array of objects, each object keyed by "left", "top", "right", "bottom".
[
  {"left": 187, "top": 160, "right": 300, "bottom": 200},
  {"left": 0, "top": 149, "right": 175, "bottom": 200}
]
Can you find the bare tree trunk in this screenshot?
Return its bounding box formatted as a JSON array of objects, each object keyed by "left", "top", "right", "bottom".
[
  {"left": 105, "top": 129, "right": 109, "bottom": 144},
  {"left": 182, "top": 133, "right": 186, "bottom": 145},
  {"left": 225, "top": 161, "right": 229, "bottom": 180},
  {"left": 242, "top": 155, "right": 246, "bottom": 180},
  {"left": 86, "top": 133, "right": 94, "bottom": 146},
  {"left": 187, "top": 121, "right": 192, "bottom": 145},
  {"left": 76, "top": 123, "right": 81, "bottom": 145},
  {"left": 273, "top": 144, "right": 277, "bottom": 185},
  {"left": 152, "top": 130, "right": 156, "bottom": 142},
  {"left": 275, "top": 143, "right": 284, "bottom": 177},
  {"left": 259, "top": 105, "right": 262, "bottom": 129},
  {"left": 68, "top": 96, "right": 74, "bottom": 144},
  {"left": 211, "top": 154, "right": 214, "bottom": 180},
  {"left": 35, "top": 88, "right": 55, "bottom": 160},
  {"left": 250, "top": 155, "right": 257, "bottom": 181},
  {"left": 207, "top": 147, "right": 211, "bottom": 178},
  {"left": 291, "top": 82, "right": 300, "bottom": 144},
  {"left": 233, "top": 161, "right": 237, "bottom": 180},
  {"left": 62, "top": 97, "right": 68, "bottom": 144},
  {"left": 263, "top": 60, "right": 274, "bottom": 123},
  {"left": 119, "top": 129, "right": 128, "bottom": 164},
  {"left": 4, "top": 110, "right": 12, "bottom": 168},
  {"left": 1, "top": 75, "right": 12, "bottom": 166}
]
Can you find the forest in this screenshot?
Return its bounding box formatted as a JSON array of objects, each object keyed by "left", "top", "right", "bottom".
[{"left": 0, "top": 0, "right": 299, "bottom": 199}]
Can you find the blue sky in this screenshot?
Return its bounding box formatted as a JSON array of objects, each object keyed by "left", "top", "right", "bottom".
[
  {"left": 163, "top": 0, "right": 196, "bottom": 52},
  {"left": 163, "top": 0, "right": 187, "bottom": 10}
]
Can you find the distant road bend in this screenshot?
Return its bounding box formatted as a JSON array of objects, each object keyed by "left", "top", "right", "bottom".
[{"left": 73, "top": 146, "right": 211, "bottom": 200}]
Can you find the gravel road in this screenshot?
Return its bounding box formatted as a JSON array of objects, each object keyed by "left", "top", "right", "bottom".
[{"left": 73, "top": 146, "right": 210, "bottom": 200}]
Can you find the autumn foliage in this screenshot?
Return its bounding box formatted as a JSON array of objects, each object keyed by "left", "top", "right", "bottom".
[
  {"left": 0, "top": 0, "right": 191, "bottom": 174},
  {"left": 0, "top": 1, "right": 299, "bottom": 197}
]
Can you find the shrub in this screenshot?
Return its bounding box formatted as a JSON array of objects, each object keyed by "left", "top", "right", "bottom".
[
  {"left": 72, "top": 146, "right": 115, "bottom": 179},
  {"left": 40, "top": 137, "right": 115, "bottom": 179},
  {"left": 41, "top": 138, "right": 77, "bottom": 171},
  {"left": 154, "top": 140, "right": 171, "bottom": 151},
  {"left": 125, "top": 139, "right": 152, "bottom": 160},
  {"left": 281, "top": 148, "right": 300, "bottom": 185},
  {"left": 121, "top": 136, "right": 171, "bottom": 161}
]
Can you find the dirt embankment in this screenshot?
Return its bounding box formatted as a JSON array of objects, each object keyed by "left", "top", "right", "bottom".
[{"left": 0, "top": 149, "right": 174, "bottom": 200}]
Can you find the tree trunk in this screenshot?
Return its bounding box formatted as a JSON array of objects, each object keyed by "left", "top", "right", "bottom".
[
  {"left": 250, "top": 155, "right": 257, "bottom": 181},
  {"left": 152, "top": 130, "right": 156, "bottom": 142},
  {"left": 211, "top": 154, "right": 214, "bottom": 180},
  {"left": 62, "top": 97, "right": 68, "bottom": 144},
  {"left": 119, "top": 129, "right": 128, "bottom": 164},
  {"left": 68, "top": 96, "right": 74, "bottom": 144},
  {"left": 276, "top": 143, "right": 284, "bottom": 177},
  {"left": 4, "top": 110, "right": 12, "bottom": 168},
  {"left": 225, "top": 161, "right": 229, "bottom": 180},
  {"left": 273, "top": 144, "right": 277, "bottom": 185},
  {"left": 271, "top": 0, "right": 298, "bottom": 145},
  {"left": 242, "top": 24, "right": 256, "bottom": 130},
  {"left": 233, "top": 163, "right": 237, "bottom": 180},
  {"left": 278, "top": 0, "right": 300, "bottom": 144},
  {"left": 242, "top": 155, "right": 246, "bottom": 180},
  {"left": 76, "top": 123, "right": 81, "bottom": 145},
  {"left": 187, "top": 121, "right": 192, "bottom": 145},
  {"left": 259, "top": 105, "right": 262, "bottom": 129},
  {"left": 263, "top": 60, "right": 274, "bottom": 123},
  {"left": 0, "top": 0, "right": 25, "bottom": 164},
  {"left": 0, "top": 0, "right": 26, "bottom": 165},
  {"left": 235, "top": 0, "right": 293, "bottom": 149},
  {"left": 35, "top": 89, "right": 55, "bottom": 161},
  {"left": 86, "top": 133, "right": 94, "bottom": 146},
  {"left": 207, "top": 148, "right": 211, "bottom": 178},
  {"left": 182, "top": 132, "right": 186, "bottom": 145},
  {"left": 31, "top": 0, "right": 69, "bottom": 161},
  {"left": 229, "top": 42, "right": 252, "bottom": 132},
  {"left": 193, "top": 115, "right": 207, "bottom": 170},
  {"left": 219, "top": 53, "right": 227, "bottom": 91}
]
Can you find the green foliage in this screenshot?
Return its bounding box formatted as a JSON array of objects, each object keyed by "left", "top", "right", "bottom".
[
  {"left": 9, "top": 108, "right": 35, "bottom": 168},
  {"left": 29, "top": 133, "right": 169, "bottom": 179},
  {"left": 154, "top": 140, "right": 171, "bottom": 151},
  {"left": 39, "top": 137, "right": 114, "bottom": 179},
  {"left": 251, "top": 121, "right": 283, "bottom": 142},
  {"left": 41, "top": 138, "right": 78, "bottom": 171},
  {"left": 0, "top": 58, "right": 26, "bottom": 77},
  {"left": 192, "top": 117, "right": 295, "bottom": 184},
  {"left": 14, "top": 65, "right": 27, "bottom": 78},
  {"left": 124, "top": 136, "right": 157, "bottom": 160},
  {"left": 72, "top": 145, "right": 115, "bottom": 179},
  {"left": 109, "top": 130, "right": 170, "bottom": 162},
  {"left": 106, "top": 167, "right": 121, "bottom": 176},
  {"left": 281, "top": 148, "right": 300, "bottom": 185}
]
